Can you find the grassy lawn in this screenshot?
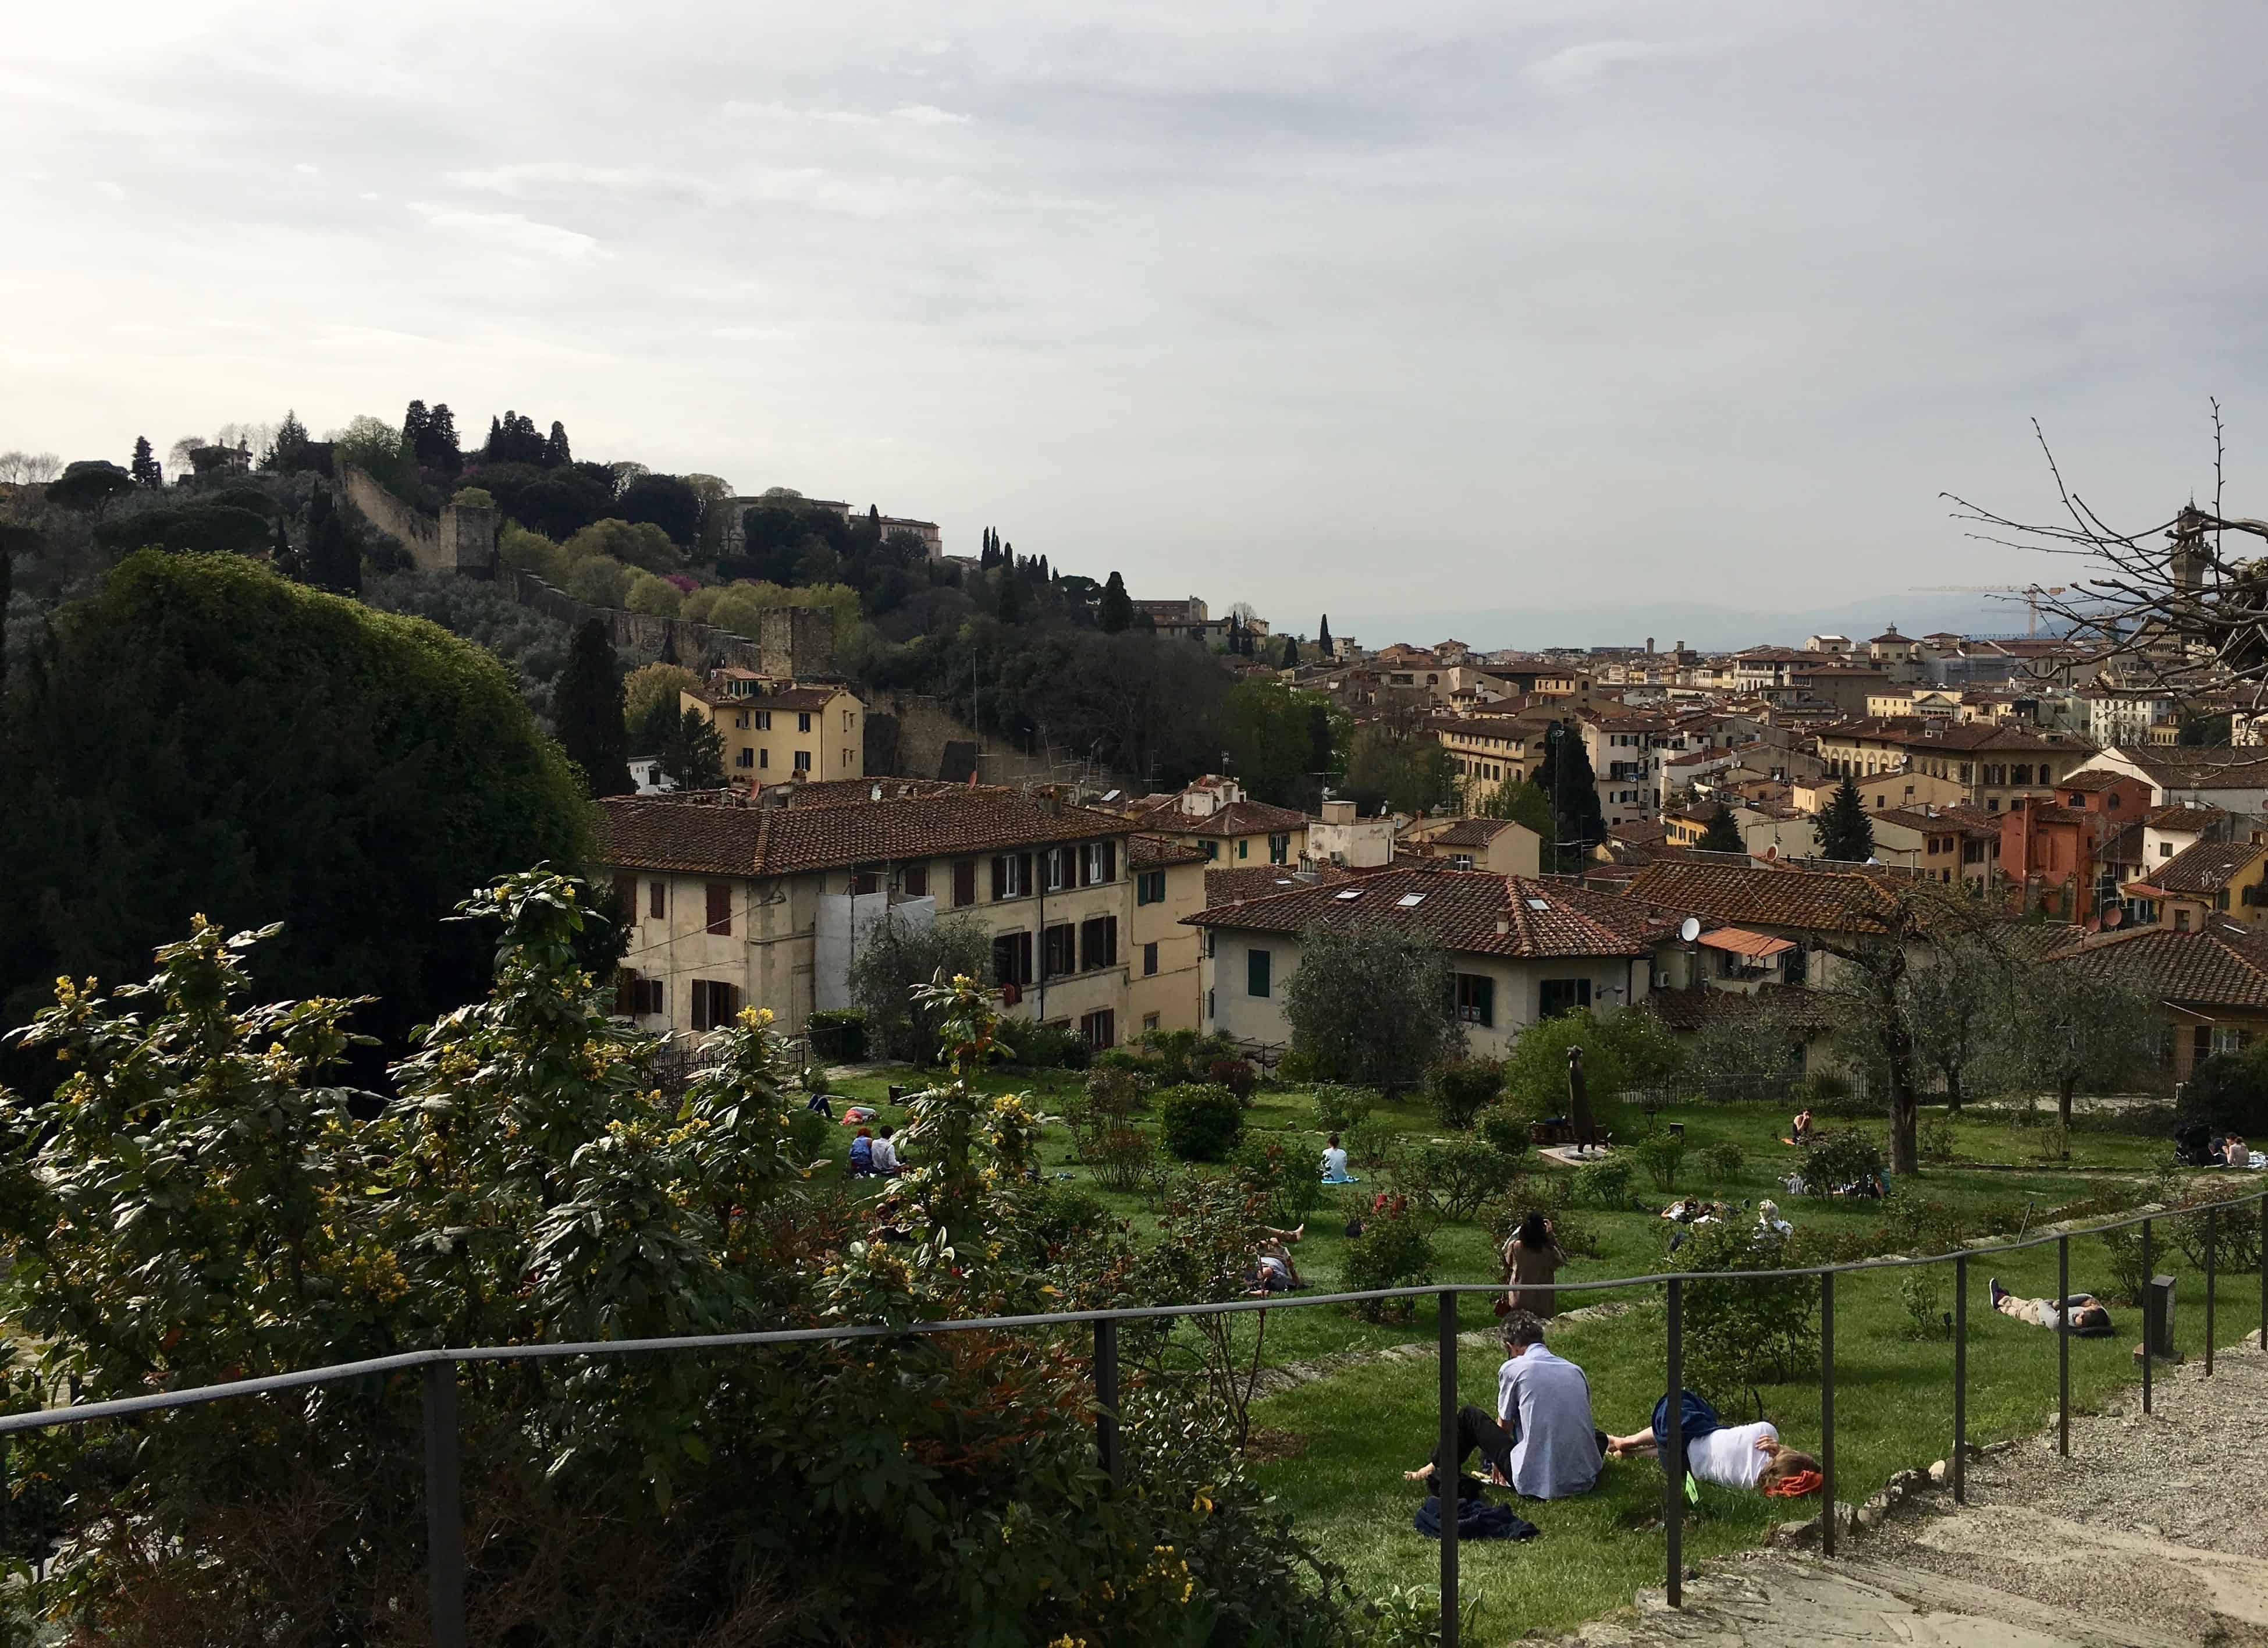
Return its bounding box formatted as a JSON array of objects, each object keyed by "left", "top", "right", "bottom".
[{"left": 815, "top": 1061, "right": 2265, "bottom": 1639}]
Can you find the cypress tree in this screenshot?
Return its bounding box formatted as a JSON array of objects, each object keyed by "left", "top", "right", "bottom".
[
  {"left": 555, "top": 619, "right": 634, "bottom": 797},
  {"left": 1280, "top": 634, "right": 1299, "bottom": 669},
  {"left": 425, "top": 403, "right": 461, "bottom": 473},
  {"left": 304, "top": 488, "right": 360, "bottom": 596},
  {"left": 129, "top": 435, "right": 162, "bottom": 488},
  {"left": 1099, "top": 570, "right": 1133, "bottom": 633},
  {"left": 402, "top": 400, "right": 430, "bottom": 456},
  {"left": 544, "top": 421, "right": 573, "bottom": 467},
  {"left": 996, "top": 570, "right": 1026, "bottom": 624},
  {"left": 1318, "top": 615, "right": 1333, "bottom": 658},
  {"left": 1698, "top": 806, "right": 1744, "bottom": 854},
  {"left": 1532, "top": 722, "right": 1606, "bottom": 866},
  {"left": 1814, "top": 774, "right": 1876, "bottom": 863}
]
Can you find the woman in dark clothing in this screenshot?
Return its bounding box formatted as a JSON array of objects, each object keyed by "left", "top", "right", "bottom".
[{"left": 1502, "top": 1210, "right": 1570, "bottom": 1318}]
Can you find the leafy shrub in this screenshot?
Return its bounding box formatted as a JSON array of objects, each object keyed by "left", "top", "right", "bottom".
[
  {"left": 1429, "top": 1057, "right": 1506, "bottom": 1130},
  {"left": 1094, "top": 1047, "right": 1162, "bottom": 1079},
  {"left": 1234, "top": 1135, "right": 1324, "bottom": 1229},
  {"left": 1501, "top": 1008, "right": 1685, "bottom": 1118},
  {"left": 1344, "top": 1119, "right": 1400, "bottom": 1171},
  {"left": 2181, "top": 1045, "right": 2268, "bottom": 1135},
  {"left": 2166, "top": 1185, "right": 2264, "bottom": 1274},
  {"left": 802, "top": 1064, "right": 833, "bottom": 1099},
  {"left": 2098, "top": 1223, "right": 2152, "bottom": 1306},
  {"left": 1679, "top": 1219, "right": 1819, "bottom": 1401},
  {"left": 787, "top": 1107, "right": 833, "bottom": 1164},
  {"left": 1878, "top": 1196, "right": 1968, "bottom": 1257},
  {"left": 1085, "top": 1066, "right": 1146, "bottom": 1118},
  {"left": 1143, "top": 1028, "right": 1240, "bottom": 1086},
  {"left": 1919, "top": 1114, "right": 1956, "bottom": 1162},
  {"left": 1356, "top": 1579, "right": 1484, "bottom": 1646},
  {"left": 1276, "top": 1045, "right": 1321, "bottom": 1084},
  {"left": 1571, "top": 1157, "right": 1636, "bottom": 1209},
  {"left": 1341, "top": 1195, "right": 1435, "bottom": 1323},
  {"left": 804, "top": 1007, "right": 868, "bottom": 1063},
  {"left": 1633, "top": 1132, "right": 1686, "bottom": 1193},
  {"left": 1159, "top": 1084, "right": 1246, "bottom": 1163},
  {"left": 1015, "top": 1020, "right": 1094, "bottom": 1071},
  {"left": 1312, "top": 1083, "right": 1378, "bottom": 1133},
  {"left": 1798, "top": 1129, "right": 1885, "bottom": 1196},
  {"left": 1208, "top": 1056, "right": 1260, "bottom": 1103},
  {"left": 1021, "top": 1184, "right": 1114, "bottom": 1259},
  {"left": 1899, "top": 1267, "right": 1950, "bottom": 1340},
  {"left": 1388, "top": 1140, "right": 1524, "bottom": 1223},
  {"left": 1701, "top": 1139, "right": 1745, "bottom": 1180},
  {"left": 1080, "top": 1123, "right": 1158, "bottom": 1194},
  {"left": 1800, "top": 1071, "right": 1865, "bottom": 1116},
  {"left": 1473, "top": 1106, "right": 1533, "bottom": 1159}
]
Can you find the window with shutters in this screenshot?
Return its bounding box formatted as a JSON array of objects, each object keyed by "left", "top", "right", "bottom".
[
  {"left": 613, "top": 872, "right": 637, "bottom": 912},
  {"left": 735, "top": 748, "right": 754, "bottom": 768},
  {"left": 648, "top": 879, "right": 665, "bottom": 919},
  {"left": 1079, "top": 1008, "right": 1116, "bottom": 1050},
  {"left": 1236, "top": 838, "right": 1249, "bottom": 859},
  {"left": 793, "top": 750, "right": 811, "bottom": 772},
  {"left": 1539, "top": 978, "right": 1592, "bottom": 1018},
  {"left": 754, "top": 711, "right": 772, "bottom": 730},
  {"left": 734, "top": 712, "right": 749, "bottom": 729},
  {"left": 991, "top": 930, "right": 1033, "bottom": 986},
  {"left": 618, "top": 972, "right": 664, "bottom": 1017},
  {"left": 1247, "top": 946, "right": 1271, "bottom": 999},
  {"left": 1081, "top": 841, "right": 1117, "bottom": 885},
  {"left": 952, "top": 859, "right": 977, "bottom": 907},
  {"left": 1041, "top": 923, "right": 1077, "bottom": 979},
  {"left": 798, "top": 712, "right": 812, "bottom": 733},
  {"left": 991, "top": 854, "right": 1031, "bottom": 899},
  {"left": 705, "top": 882, "right": 732, "bottom": 935},
  {"left": 851, "top": 869, "right": 880, "bottom": 896},
  {"left": 1143, "top": 941, "right": 1159, "bottom": 977},
  {"left": 902, "top": 864, "right": 929, "bottom": 898},
  {"left": 759, "top": 748, "right": 769, "bottom": 769},
  {"left": 1268, "top": 833, "right": 1289, "bottom": 865},
  {"left": 1045, "top": 847, "right": 1073, "bottom": 892},
  {"left": 1452, "top": 972, "right": 1495, "bottom": 1027},
  {"left": 690, "top": 978, "right": 741, "bottom": 1031},
  {"left": 1079, "top": 915, "right": 1118, "bottom": 971}
]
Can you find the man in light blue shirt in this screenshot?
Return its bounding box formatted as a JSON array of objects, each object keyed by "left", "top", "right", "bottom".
[{"left": 1496, "top": 1311, "right": 1602, "bottom": 1498}]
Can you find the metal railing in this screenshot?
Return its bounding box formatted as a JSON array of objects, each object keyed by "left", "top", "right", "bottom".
[{"left": 1, "top": 1189, "right": 2262, "bottom": 1647}]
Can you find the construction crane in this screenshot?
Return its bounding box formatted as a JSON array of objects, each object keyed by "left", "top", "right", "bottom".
[{"left": 1910, "top": 584, "right": 2067, "bottom": 638}]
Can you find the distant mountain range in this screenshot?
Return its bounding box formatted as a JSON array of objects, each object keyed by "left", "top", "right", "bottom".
[{"left": 1346, "top": 592, "right": 2054, "bottom": 654}]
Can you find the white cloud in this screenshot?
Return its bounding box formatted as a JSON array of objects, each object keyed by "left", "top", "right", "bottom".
[
  {"left": 890, "top": 104, "right": 969, "bottom": 125},
  {"left": 95, "top": 179, "right": 125, "bottom": 198},
  {"left": 722, "top": 99, "right": 876, "bottom": 125},
  {"left": 294, "top": 162, "right": 318, "bottom": 174},
  {"left": 411, "top": 204, "right": 603, "bottom": 261},
  {"left": 1523, "top": 38, "right": 1711, "bottom": 95}
]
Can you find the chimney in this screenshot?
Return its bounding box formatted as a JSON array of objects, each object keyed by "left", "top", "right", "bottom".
[{"left": 1495, "top": 915, "right": 1511, "bottom": 936}]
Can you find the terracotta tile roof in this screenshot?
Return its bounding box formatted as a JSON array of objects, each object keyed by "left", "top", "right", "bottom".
[
  {"left": 2108, "top": 745, "right": 2268, "bottom": 788},
  {"left": 2102, "top": 819, "right": 2147, "bottom": 866},
  {"left": 2150, "top": 838, "right": 2267, "bottom": 894},
  {"left": 1130, "top": 833, "right": 1209, "bottom": 869},
  {"left": 1622, "top": 859, "right": 1907, "bottom": 935},
  {"left": 595, "top": 788, "right": 1129, "bottom": 876},
  {"left": 1427, "top": 817, "right": 1524, "bottom": 847},
  {"left": 1136, "top": 797, "right": 1312, "bottom": 837},
  {"left": 2053, "top": 920, "right": 2268, "bottom": 1010},
  {"left": 1432, "top": 718, "right": 1533, "bottom": 741},
  {"left": 692, "top": 684, "right": 843, "bottom": 711},
  {"left": 2057, "top": 769, "right": 2131, "bottom": 792},
  {"left": 2143, "top": 801, "right": 2227, "bottom": 830},
  {"left": 1188, "top": 868, "right": 1682, "bottom": 959},
  {"left": 1608, "top": 819, "right": 1671, "bottom": 847},
  {"left": 1203, "top": 862, "right": 1371, "bottom": 904},
  {"left": 753, "top": 777, "right": 960, "bottom": 808}
]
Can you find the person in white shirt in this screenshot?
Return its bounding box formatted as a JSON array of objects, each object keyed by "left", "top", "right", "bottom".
[
  {"left": 1604, "top": 1413, "right": 1819, "bottom": 1492},
  {"left": 869, "top": 1125, "right": 903, "bottom": 1177},
  {"left": 1757, "top": 1199, "right": 1793, "bottom": 1237},
  {"left": 1321, "top": 1134, "right": 1353, "bottom": 1183},
  {"left": 1402, "top": 1312, "right": 1603, "bottom": 1499}
]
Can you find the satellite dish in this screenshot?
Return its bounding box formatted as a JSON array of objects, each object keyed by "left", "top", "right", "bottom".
[
  {"left": 2102, "top": 906, "right": 2124, "bottom": 929},
  {"left": 1679, "top": 916, "right": 1702, "bottom": 943}
]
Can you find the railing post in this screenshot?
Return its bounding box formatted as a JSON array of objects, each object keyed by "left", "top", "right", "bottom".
[
  {"left": 1953, "top": 1255, "right": 1967, "bottom": 1505},
  {"left": 1094, "top": 1318, "right": 1121, "bottom": 1490},
  {"left": 1820, "top": 1271, "right": 1836, "bottom": 1557},
  {"left": 2141, "top": 1219, "right": 2153, "bottom": 1415},
  {"left": 423, "top": 1359, "right": 467, "bottom": 1648},
  {"left": 1665, "top": 1277, "right": 1684, "bottom": 1609},
  {"left": 2056, "top": 1235, "right": 2070, "bottom": 1458},
  {"left": 1438, "top": 1288, "right": 1459, "bottom": 1648},
  {"left": 2205, "top": 1208, "right": 2217, "bottom": 1379},
  {"left": 2259, "top": 1192, "right": 2266, "bottom": 1358}
]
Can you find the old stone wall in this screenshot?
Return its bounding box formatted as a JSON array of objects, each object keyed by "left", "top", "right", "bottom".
[
  {"left": 883, "top": 692, "right": 1139, "bottom": 790},
  {"left": 337, "top": 462, "right": 442, "bottom": 567},
  {"left": 504, "top": 570, "right": 837, "bottom": 678}
]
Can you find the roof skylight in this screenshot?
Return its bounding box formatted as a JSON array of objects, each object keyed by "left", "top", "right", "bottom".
[
  {"left": 1526, "top": 898, "right": 1552, "bottom": 911},
  {"left": 1334, "top": 889, "right": 1364, "bottom": 900},
  {"left": 1396, "top": 893, "right": 1426, "bottom": 907}
]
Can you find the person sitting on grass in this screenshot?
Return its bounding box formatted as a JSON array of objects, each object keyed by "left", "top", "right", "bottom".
[
  {"left": 1321, "top": 1134, "right": 1357, "bottom": 1183},
  {"left": 1248, "top": 1224, "right": 1307, "bottom": 1294},
  {"left": 1989, "top": 1278, "right": 2114, "bottom": 1336},
  {"left": 848, "top": 1128, "right": 875, "bottom": 1177},
  {"left": 869, "top": 1124, "right": 904, "bottom": 1177},
  {"left": 1603, "top": 1400, "right": 1821, "bottom": 1495},
  {"left": 1403, "top": 1312, "right": 1602, "bottom": 1500},
  {"left": 1792, "top": 1107, "right": 1814, "bottom": 1146},
  {"left": 1757, "top": 1199, "right": 1793, "bottom": 1237},
  {"left": 2224, "top": 1132, "right": 2251, "bottom": 1168}
]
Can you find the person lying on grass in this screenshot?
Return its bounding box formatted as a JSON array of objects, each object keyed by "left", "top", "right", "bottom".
[
  {"left": 1603, "top": 1407, "right": 1821, "bottom": 1495},
  {"left": 1990, "top": 1279, "right": 2114, "bottom": 1335},
  {"left": 1247, "top": 1223, "right": 1307, "bottom": 1294},
  {"left": 1400, "top": 1311, "right": 1602, "bottom": 1500}
]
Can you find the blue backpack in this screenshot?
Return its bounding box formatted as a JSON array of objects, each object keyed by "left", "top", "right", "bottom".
[{"left": 1650, "top": 1388, "right": 1722, "bottom": 1451}]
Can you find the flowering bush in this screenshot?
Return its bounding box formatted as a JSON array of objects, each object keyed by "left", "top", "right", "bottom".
[{"left": 1341, "top": 1194, "right": 1436, "bottom": 1322}]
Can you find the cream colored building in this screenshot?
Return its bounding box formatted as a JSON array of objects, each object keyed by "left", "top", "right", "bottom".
[
  {"left": 1398, "top": 815, "right": 1542, "bottom": 875},
  {"left": 1131, "top": 776, "right": 1311, "bottom": 866},
  {"left": 1128, "top": 834, "right": 1208, "bottom": 1035},
  {"left": 1438, "top": 716, "right": 1538, "bottom": 805},
  {"left": 681, "top": 669, "right": 865, "bottom": 784},
  {"left": 598, "top": 786, "right": 1139, "bottom": 1049},
  {"left": 1189, "top": 868, "right": 1677, "bottom": 1058}
]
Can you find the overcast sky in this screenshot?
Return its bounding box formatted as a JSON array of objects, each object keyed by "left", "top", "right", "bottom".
[{"left": 8, "top": 1, "right": 2266, "bottom": 630}]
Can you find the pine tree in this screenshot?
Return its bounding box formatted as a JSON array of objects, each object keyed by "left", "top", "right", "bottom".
[
  {"left": 1814, "top": 774, "right": 1876, "bottom": 863},
  {"left": 1318, "top": 615, "right": 1332, "bottom": 658},
  {"left": 660, "top": 708, "right": 728, "bottom": 791},
  {"left": 1698, "top": 805, "right": 1745, "bottom": 854},
  {"left": 556, "top": 619, "right": 634, "bottom": 797},
  {"left": 129, "top": 435, "right": 162, "bottom": 488},
  {"left": 544, "top": 421, "right": 573, "bottom": 467},
  {"left": 1099, "top": 570, "right": 1133, "bottom": 633},
  {"left": 402, "top": 400, "right": 430, "bottom": 458},
  {"left": 265, "top": 411, "right": 312, "bottom": 474},
  {"left": 1279, "top": 634, "right": 1299, "bottom": 669}
]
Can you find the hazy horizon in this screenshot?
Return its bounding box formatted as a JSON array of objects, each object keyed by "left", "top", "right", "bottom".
[{"left": 8, "top": 1, "right": 2264, "bottom": 620}]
